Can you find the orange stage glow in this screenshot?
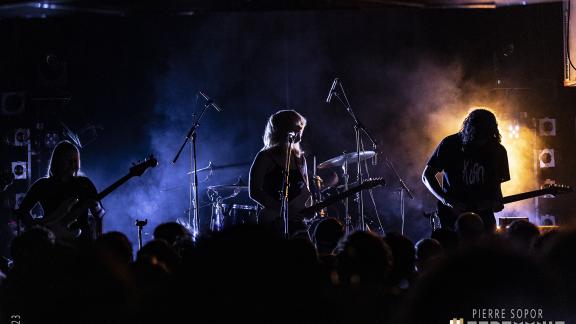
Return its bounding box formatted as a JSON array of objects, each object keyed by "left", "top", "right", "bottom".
[{"left": 427, "top": 106, "right": 543, "bottom": 222}]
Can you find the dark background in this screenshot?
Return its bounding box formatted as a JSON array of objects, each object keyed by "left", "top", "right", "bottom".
[{"left": 1, "top": 4, "right": 574, "bottom": 248}]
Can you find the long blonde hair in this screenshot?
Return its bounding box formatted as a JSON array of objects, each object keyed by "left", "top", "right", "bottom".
[{"left": 262, "top": 110, "right": 307, "bottom": 157}]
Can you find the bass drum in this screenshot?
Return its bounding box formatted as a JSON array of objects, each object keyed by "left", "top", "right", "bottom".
[{"left": 306, "top": 216, "right": 345, "bottom": 247}]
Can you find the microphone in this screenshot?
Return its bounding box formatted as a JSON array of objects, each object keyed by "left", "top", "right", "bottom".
[
  {"left": 372, "top": 145, "right": 378, "bottom": 166},
  {"left": 198, "top": 91, "right": 222, "bottom": 112},
  {"left": 287, "top": 132, "right": 297, "bottom": 142},
  {"left": 325, "top": 78, "right": 339, "bottom": 103}
]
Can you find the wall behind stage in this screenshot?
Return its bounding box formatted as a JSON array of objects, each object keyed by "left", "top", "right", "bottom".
[{"left": 0, "top": 4, "right": 572, "bottom": 245}]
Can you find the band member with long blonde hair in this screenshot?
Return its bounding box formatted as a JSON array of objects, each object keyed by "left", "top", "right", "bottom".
[{"left": 249, "top": 110, "right": 312, "bottom": 235}]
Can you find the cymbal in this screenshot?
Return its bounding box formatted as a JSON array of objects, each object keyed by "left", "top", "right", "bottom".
[
  {"left": 207, "top": 184, "right": 248, "bottom": 191},
  {"left": 317, "top": 151, "right": 376, "bottom": 169},
  {"left": 208, "top": 177, "right": 248, "bottom": 191},
  {"left": 186, "top": 161, "right": 252, "bottom": 174}
]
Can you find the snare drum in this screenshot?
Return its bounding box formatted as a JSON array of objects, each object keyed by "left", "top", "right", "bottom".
[{"left": 230, "top": 204, "right": 260, "bottom": 226}]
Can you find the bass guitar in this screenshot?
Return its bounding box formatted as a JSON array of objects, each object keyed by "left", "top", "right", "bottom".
[
  {"left": 433, "top": 184, "right": 573, "bottom": 230},
  {"left": 41, "top": 155, "right": 158, "bottom": 240}
]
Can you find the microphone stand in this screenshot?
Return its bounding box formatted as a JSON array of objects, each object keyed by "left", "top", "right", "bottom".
[
  {"left": 135, "top": 219, "right": 148, "bottom": 250},
  {"left": 280, "top": 136, "right": 295, "bottom": 239},
  {"left": 172, "top": 92, "right": 221, "bottom": 240},
  {"left": 385, "top": 157, "right": 414, "bottom": 235},
  {"left": 331, "top": 80, "right": 378, "bottom": 231}
]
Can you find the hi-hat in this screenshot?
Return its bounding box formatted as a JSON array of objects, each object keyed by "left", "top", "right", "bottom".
[{"left": 318, "top": 151, "right": 376, "bottom": 169}]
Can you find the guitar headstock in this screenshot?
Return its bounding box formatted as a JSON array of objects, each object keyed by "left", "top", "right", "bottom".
[
  {"left": 129, "top": 155, "right": 159, "bottom": 177},
  {"left": 542, "top": 183, "right": 574, "bottom": 197}
]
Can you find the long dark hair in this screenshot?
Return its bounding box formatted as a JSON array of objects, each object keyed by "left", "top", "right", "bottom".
[
  {"left": 459, "top": 109, "right": 501, "bottom": 149},
  {"left": 47, "top": 140, "right": 80, "bottom": 177}
]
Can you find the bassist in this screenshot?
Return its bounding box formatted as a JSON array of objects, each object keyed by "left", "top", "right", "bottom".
[
  {"left": 16, "top": 141, "right": 105, "bottom": 244},
  {"left": 422, "top": 109, "right": 510, "bottom": 232}
]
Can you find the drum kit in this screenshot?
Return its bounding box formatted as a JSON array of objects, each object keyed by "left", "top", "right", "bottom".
[
  {"left": 207, "top": 150, "right": 379, "bottom": 234},
  {"left": 206, "top": 179, "right": 259, "bottom": 232}
]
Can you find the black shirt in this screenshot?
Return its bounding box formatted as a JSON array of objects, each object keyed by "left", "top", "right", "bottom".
[
  {"left": 18, "top": 176, "right": 100, "bottom": 240},
  {"left": 262, "top": 162, "right": 306, "bottom": 203},
  {"left": 427, "top": 134, "right": 510, "bottom": 205}
]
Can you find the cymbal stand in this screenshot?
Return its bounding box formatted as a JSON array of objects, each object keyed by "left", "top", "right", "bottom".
[
  {"left": 331, "top": 80, "right": 378, "bottom": 232},
  {"left": 385, "top": 157, "right": 414, "bottom": 235},
  {"left": 207, "top": 188, "right": 240, "bottom": 232},
  {"left": 209, "top": 192, "right": 225, "bottom": 232},
  {"left": 342, "top": 156, "right": 352, "bottom": 236},
  {"left": 171, "top": 92, "right": 221, "bottom": 240}
]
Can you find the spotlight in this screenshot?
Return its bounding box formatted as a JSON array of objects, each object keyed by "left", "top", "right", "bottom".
[
  {"left": 1, "top": 92, "right": 26, "bottom": 116},
  {"left": 14, "top": 129, "right": 30, "bottom": 146},
  {"left": 538, "top": 118, "right": 556, "bottom": 136},
  {"left": 538, "top": 149, "right": 555, "bottom": 168},
  {"left": 11, "top": 162, "right": 27, "bottom": 180},
  {"left": 508, "top": 121, "right": 520, "bottom": 139}
]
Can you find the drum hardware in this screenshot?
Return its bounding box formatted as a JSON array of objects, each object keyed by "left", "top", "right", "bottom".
[
  {"left": 207, "top": 176, "right": 248, "bottom": 192},
  {"left": 385, "top": 157, "right": 414, "bottom": 236},
  {"left": 171, "top": 91, "right": 222, "bottom": 240},
  {"left": 317, "top": 150, "right": 377, "bottom": 234},
  {"left": 342, "top": 154, "right": 352, "bottom": 235},
  {"left": 324, "top": 78, "right": 379, "bottom": 232},
  {"left": 317, "top": 151, "right": 376, "bottom": 169},
  {"left": 229, "top": 204, "right": 260, "bottom": 226},
  {"left": 209, "top": 201, "right": 261, "bottom": 231},
  {"left": 207, "top": 184, "right": 242, "bottom": 232},
  {"left": 207, "top": 177, "right": 259, "bottom": 232},
  {"left": 207, "top": 184, "right": 248, "bottom": 191},
  {"left": 311, "top": 156, "right": 326, "bottom": 218},
  {"left": 186, "top": 161, "right": 213, "bottom": 174},
  {"left": 186, "top": 161, "right": 252, "bottom": 175}
]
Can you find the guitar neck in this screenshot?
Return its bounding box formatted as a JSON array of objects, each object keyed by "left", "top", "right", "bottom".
[
  {"left": 97, "top": 174, "right": 133, "bottom": 201},
  {"left": 302, "top": 181, "right": 383, "bottom": 214},
  {"left": 502, "top": 188, "right": 551, "bottom": 205}
]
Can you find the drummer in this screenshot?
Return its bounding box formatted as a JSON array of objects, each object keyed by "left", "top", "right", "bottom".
[{"left": 249, "top": 110, "right": 312, "bottom": 235}]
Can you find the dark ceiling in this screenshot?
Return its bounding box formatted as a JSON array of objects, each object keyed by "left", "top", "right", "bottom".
[{"left": 0, "top": 0, "right": 563, "bottom": 18}]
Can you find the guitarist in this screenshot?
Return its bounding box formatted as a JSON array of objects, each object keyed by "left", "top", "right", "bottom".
[
  {"left": 422, "top": 109, "right": 510, "bottom": 232},
  {"left": 249, "top": 110, "right": 312, "bottom": 236},
  {"left": 16, "top": 141, "right": 105, "bottom": 243}
]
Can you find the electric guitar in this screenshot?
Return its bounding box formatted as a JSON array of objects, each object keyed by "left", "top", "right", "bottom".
[
  {"left": 300, "top": 177, "right": 386, "bottom": 215},
  {"left": 41, "top": 155, "right": 158, "bottom": 240},
  {"left": 258, "top": 178, "right": 386, "bottom": 224},
  {"left": 434, "top": 184, "right": 573, "bottom": 230}
]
